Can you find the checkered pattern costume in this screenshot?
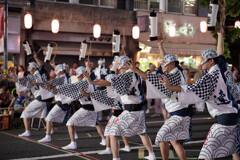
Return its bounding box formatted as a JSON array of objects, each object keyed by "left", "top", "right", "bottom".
[
  {"left": 90, "top": 89, "right": 115, "bottom": 112},
  {"left": 111, "top": 72, "right": 133, "bottom": 95},
  {"left": 146, "top": 70, "right": 182, "bottom": 98},
  {"left": 38, "top": 76, "right": 65, "bottom": 89},
  {"left": 187, "top": 70, "right": 219, "bottom": 101},
  {"left": 17, "top": 74, "right": 42, "bottom": 89},
  {"left": 56, "top": 80, "right": 88, "bottom": 100}
]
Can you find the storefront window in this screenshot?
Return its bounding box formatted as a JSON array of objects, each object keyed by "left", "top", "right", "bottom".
[
  {"left": 79, "top": 0, "right": 98, "bottom": 5},
  {"left": 167, "top": 0, "right": 197, "bottom": 14},
  {"left": 100, "top": 0, "right": 114, "bottom": 7},
  {"left": 149, "top": 0, "right": 159, "bottom": 11},
  {"left": 167, "top": 0, "right": 182, "bottom": 13},
  {"left": 134, "top": 0, "right": 148, "bottom": 10},
  {"left": 184, "top": 0, "right": 197, "bottom": 14}
]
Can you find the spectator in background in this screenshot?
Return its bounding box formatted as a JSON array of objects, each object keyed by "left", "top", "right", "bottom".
[
  {"left": 69, "top": 62, "right": 78, "bottom": 76},
  {"left": 232, "top": 66, "right": 239, "bottom": 82},
  {"left": 135, "top": 61, "right": 140, "bottom": 70},
  {"left": 8, "top": 67, "right": 17, "bottom": 81},
  {"left": 14, "top": 65, "right": 27, "bottom": 113},
  {"left": 17, "top": 65, "right": 25, "bottom": 79},
  {"left": 180, "top": 62, "right": 189, "bottom": 83}
]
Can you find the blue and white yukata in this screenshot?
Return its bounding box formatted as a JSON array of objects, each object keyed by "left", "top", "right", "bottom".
[
  {"left": 106, "top": 70, "right": 147, "bottom": 137},
  {"left": 66, "top": 80, "right": 98, "bottom": 127},
  {"left": 21, "top": 71, "right": 54, "bottom": 119},
  {"left": 178, "top": 64, "right": 238, "bottom": 159},
  {"left": 146, "top": 67, "right": 191, "bottom": 143}
]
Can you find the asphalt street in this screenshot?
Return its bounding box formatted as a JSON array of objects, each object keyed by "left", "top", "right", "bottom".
[{"left": 0, "top": 110, "right": 221, "bottom": 160}]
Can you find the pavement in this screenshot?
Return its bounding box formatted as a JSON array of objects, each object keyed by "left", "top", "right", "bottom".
[{"left": 0, "top": 110, "right": 218, "bottom": 160}]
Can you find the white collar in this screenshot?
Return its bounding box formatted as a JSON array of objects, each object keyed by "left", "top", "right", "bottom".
[
  {"left": 208, "top": 64, "right": 219, "bottom": 73},
  {"left": 169, "top": 67, "right": 178, "bottom": 74}
]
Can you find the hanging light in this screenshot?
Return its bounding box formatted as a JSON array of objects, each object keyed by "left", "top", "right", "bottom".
[
  {"left": 24, "top": 13, "right": 33, "bottom": 29},
  {"left": 93, "top": 24, "right": 101, "bottom": 38},
  {"left": 234, "top": 20, "right": 240, "bottom": 29},
  {"left": 132, "top": 25, "right": 140, "bottom": 39},
  {"left": 169, "top": 26, "right": 176, "bottom": 37},
  {"left": 51, "top": 19, "right": 60, "bottom": 34},
  {"left": 200, "top": 21, "right": 208, "bottom": 33}
]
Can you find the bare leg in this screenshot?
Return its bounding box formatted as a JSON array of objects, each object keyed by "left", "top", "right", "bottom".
[
  {"left": 160, "top": 142, "right": 169, "bottom": 160},
  {"left": 122, "top": 136, "right": 129, "bottom": 147},
  {"left": 61, "top": 125, "right": 77, "bottom": 150},
  {"left": 68, "top": 125, "right": 76, "bottom": 142},
  {"left": 170, "top": 141, "right": 186, "bottom": 160},
  {"left": 23, "top": 118, "right": 30, "bottom": 131},
  {"left": 232, "top": 153, "right": 240, "bottom": 160},
  {"left": 139, "top": 134, "right": 154, "bottom": 154},
  {"left": 110, "top": 135, "right": 120, "bottom": 158},
  {"left": 106, "top": 136, "right": 110, "bottom": 148},
  {"left": 96, "top": 124, "right": 105, "bottom": 139},
  {"left": 45, "top": 121, "right": 53, "bottom": 135}
]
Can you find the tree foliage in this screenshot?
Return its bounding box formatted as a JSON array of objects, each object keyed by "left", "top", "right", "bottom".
[{"left": 199, "top": 0, "right": 240, "bottom": 61}]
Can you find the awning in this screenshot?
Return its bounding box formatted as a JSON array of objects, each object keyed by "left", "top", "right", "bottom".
[{"left": 139, "top": 41, "right": 216, "bottom": 56}]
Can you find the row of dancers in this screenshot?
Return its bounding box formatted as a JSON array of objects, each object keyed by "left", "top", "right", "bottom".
[{"left": 16, "top": 32, "right": 240, "bottom": 160}]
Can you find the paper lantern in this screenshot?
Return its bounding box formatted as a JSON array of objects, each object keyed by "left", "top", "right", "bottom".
[
  {"left": 132, "top": 25, "right": 140, "bottom": 39},
  {"left": 200, "top": 21, "right": 207, "bottom": 33},
  {"left": 51, "top": 19, "right": 60, "bottom": 34},
  {"left": 93, "top": 24, "right": 101, "bottom": 38},
  {"left": 24, "top": 13, "right": 33, "bottom": 29}
]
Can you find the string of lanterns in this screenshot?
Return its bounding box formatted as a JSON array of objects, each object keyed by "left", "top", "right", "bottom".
[{"left": 23, "top": 11, "right": 239, "bottom": 41}]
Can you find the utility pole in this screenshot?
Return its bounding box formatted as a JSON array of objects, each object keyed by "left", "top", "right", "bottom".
[{"left": 3, "top": 0, "right": 8, "bottom": 73}]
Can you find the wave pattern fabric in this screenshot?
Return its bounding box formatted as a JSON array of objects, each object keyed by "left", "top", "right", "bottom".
[
  {"left": 104, "top": 110, "right": 146, "bottom": 137},
  {"left": 198, "top": 123, "right": 237, "bottom": 159},
  {"left": 20, "top": 99, "right": 47, "bottom": 119},
  {"left": 45, "top": 104, "right": 67, "bottom": 123},
  {"left": 66, "top": 108, "right": 97, "bottom": 127},
  {"left": 155, "top": 115, "right": 190, "bottom": 144}
]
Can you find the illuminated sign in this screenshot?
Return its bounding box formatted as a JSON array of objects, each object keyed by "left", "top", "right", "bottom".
[{"left": 164, "top": 20, "right": 195, "bottom": 37}]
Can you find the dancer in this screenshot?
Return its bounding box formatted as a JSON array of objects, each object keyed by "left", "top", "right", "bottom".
[
  {"left": 61, "top": 66, "right": 106, "bottom": 150},
  {"left": 107, "top": 55, "right": 156, "bottom": 160},
  {"left": 161, "top": 33, "right": 238, "bottom": 159},
  {"left": 18, "top": 62, "right": 54, "bottom": 137},
  {"left": 38, "top": 64, "right": 73, "bottom": 143},
  {"left": 132, "top": 50, "right": 190, "bottom": 160}
]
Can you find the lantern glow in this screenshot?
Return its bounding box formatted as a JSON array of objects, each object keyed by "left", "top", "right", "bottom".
[
  {"left": 93, "top": 24, "right": 101, "bottom": 38},
  {"left": 200, "top": 21, "right": 207, "bottom": 33},
  {"left": 24, "top": 13, "right": 33, "bottom": 29},
  {"left": 51, "top": 19, "right": 60, "bottom": 34},
  {"left": 132, "top": 25, "right": 140, "bottom": 39}
]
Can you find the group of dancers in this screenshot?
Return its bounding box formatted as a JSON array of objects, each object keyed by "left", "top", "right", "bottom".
[{"left": 16, "top": 32, "right": 240, "bottom": 160}]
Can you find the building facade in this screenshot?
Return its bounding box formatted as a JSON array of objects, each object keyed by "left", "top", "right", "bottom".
[{"left": 1, "top": 0, "right": 216, "bottom": 69}]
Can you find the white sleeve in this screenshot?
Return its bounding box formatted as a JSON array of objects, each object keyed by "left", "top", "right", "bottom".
[{"left": 178, "top": 90, "right": 204, "bottom": 105}]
